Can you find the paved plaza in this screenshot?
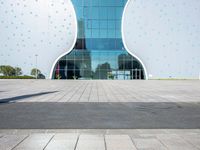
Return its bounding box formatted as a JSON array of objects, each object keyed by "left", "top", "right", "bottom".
[
  {"left": 0, "top": 80, "right": 200, "bottom": 129},
  {"left": 0, "top": 80, "right": 200, "bottom": 103},
  {"left": 0, "top": 80, "right": 200, "bottom": 149}
]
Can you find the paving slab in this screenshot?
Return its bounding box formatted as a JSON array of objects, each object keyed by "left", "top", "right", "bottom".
[
  {"left": 156, "top": 134, "right": 198, "bottom": 150},
  {"left": 45, "top": 133, "right": 78, "bottom": 150},
  {"left": 0, "top": 135, "right": 27, "bottom": 150},
  {"left": 13, "top": 134, "right": 53, "bottom": 150},
  {"left": 132, "top": 138, "right": 167, "bottom": 150},
  {"left": 181, "top": 133, "right": 200, "bottom": 149},
  {"left": 105, "top": 135, "right": 137, "bottom": 150},
  {"left": 76, "top": 135, "right": 105, "bottom": 150}
]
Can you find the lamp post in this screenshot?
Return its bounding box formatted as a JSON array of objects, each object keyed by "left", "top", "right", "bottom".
[{"left": 35, "top": 54, "right": 38, "bottom": 79}]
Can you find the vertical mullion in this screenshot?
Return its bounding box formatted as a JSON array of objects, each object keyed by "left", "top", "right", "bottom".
[
  {"left": 115, "top": 6, "right": 117, "bottom": 50},
  {"left": 106, "top": 6, "right": 108, "bottom": 38}
]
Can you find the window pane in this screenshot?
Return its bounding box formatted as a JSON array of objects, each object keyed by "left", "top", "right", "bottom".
[
  {"left": 107, "top": 7, "right": 115, "bottom": 19},
  {"left": 99, "top": 7, "right": 107, "bottom": 19},
  {"left": 108, "top": 20, "right": 115, "bottom": 29},
  {"left": 100, "top": 21, "right": 107, "bottom": 29},
  {"left": 92, "top": 29, "right": 99, "bottom": 38},
  {"left": 91, "top": 7, "right": 99, "bottom": 19},
  {"left": 99, "top": 29, "right": 107, "bottom": 38},
  {"left": 92, "top": 20, "right": 99, "bottom": 29}
]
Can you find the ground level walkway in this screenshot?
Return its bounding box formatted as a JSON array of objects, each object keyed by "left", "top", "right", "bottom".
[
  {"left": 0, "top": 80, "right": 200, "bottom": 103},
  {"left": 0, "top": 129, "right": 200, "bottom": 150},
  {"left": 0, "top": 80, "right": 200, "bottom": 149}
]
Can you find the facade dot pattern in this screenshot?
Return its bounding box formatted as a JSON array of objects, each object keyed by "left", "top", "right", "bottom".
[
  {"left": 0, "top": 0, "right": 76, "bottom": 77},
  {"left": 124, "top": 0, "right": 200, "bottom": 78}
]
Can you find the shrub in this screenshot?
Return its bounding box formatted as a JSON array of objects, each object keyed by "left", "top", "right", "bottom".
[{"left": 0, "top": 76, "right": 35, "bottom": 79}]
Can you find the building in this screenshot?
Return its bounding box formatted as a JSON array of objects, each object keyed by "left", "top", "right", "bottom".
[{"left": 0, "top": 0, "right": 200, "bottom": 79}]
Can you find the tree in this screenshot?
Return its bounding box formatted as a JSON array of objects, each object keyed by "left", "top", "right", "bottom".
[
  {"left": 14, "top": 67, "right": 22, "bottom": 76},
  {"left": 31, "top": 68, "right": 41, "bottom": 77},
  {"left": 0, "top": 65, "right": 15, "bottom": 76}
]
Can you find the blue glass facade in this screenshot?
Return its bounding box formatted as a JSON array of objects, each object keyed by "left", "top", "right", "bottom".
[{"left": 53, "top": 0, "right": 144, "bottom": 79}]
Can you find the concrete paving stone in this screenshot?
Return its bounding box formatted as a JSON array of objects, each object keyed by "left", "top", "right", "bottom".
[
  {"left": 136, "top": 134, "right": 157, "bottom": 139},
  {"left": 61, "top": 82, "right": 87, "bottom": 102},
  {"left": 13, "top": 134, "right": 54, "bottom": 150},
  {"left": 133, "top": 138, "right": 167, "bottom": 150},
  {"left": 181, "top": 133, "right": 200, "bottom": 149},
  {"left": 89, "top": 86, "right": 99, "bottom": 102},
  {"left": 70, "top": 89, "right": 85, "bottom": 102},
  {"left": 46, "top": 129, "right": 107, "bottom": 134},
  {"left": 74, "top": 130, "right": 107, "bottom": 135},
  {"left": 165, "top": 129, "right": 200, "bottom": 134},
  {"left": 76, "top": 134, "right": 105, "bottom": 150},
  {"left": 69, "top": 82, "right": 88, "bottom": 102},
  {"left": 105, "top": 135, "right": 137, "bottom": 150},
  {"left": 45, "top": 133, "right": 78, "bottom": 150},
  {"left": 137, "top": 129, "right": 168, "bottom": 134},
  {"left": 47, "top": 84, "right": 73, "bottom": 102},
  {"left": 156, "top": 134, "right": 198, "bottom": 150},
  {"left": 0, "top": 130, "right": 19, "bottom": 135},
  {"left": 0, "top": 134, "right": 27, "bottom": 150},
  {"left": 79, "top": 85, "right": 92, "bottom": 102},
  {"left": 106, "top": 129, "right": 140, "bottom": 135}
]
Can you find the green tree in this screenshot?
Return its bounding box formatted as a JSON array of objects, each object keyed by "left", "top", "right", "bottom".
[
  {"left": 14, "top": 67, "right": 22, "bottom": 76},
  {"left": 31, "top": 68, "right": 41, "bottom": 77},
  {"left": 0, "top": 65, "right": 15, "bottom": 76}
]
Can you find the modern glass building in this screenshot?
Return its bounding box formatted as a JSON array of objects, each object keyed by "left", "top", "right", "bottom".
[
  {"left": 1, "top": 0, "right": 199, "bottom": 79},
  {"left": 52, "top": 0, "right": 145, "bottom": 80}
]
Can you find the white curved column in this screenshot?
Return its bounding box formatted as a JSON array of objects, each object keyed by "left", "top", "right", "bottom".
[
  {"left": 122, "top": 0, "right": 148, "bottom": 80},
  {"left": 49, "top": 0, "right": 77, "bottom": 79}
]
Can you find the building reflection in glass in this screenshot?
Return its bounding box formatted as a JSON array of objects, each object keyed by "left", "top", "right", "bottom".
[{"left": 53, "top": 0, "right": 145, "bottom": 80}]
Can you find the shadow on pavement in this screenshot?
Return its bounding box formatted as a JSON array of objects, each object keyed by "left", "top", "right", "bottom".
[
  {"left": 0, "top": 102, "right": 199, "bottom": 129},
  {"left": 0, "top": 91, "right": 58, "bottom": 104}
]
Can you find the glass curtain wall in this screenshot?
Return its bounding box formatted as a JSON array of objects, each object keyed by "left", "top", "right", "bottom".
[{"left": 53, "top": 0, "right": 145, "bottom": 80}]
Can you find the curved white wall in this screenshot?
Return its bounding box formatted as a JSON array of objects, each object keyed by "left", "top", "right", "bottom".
[
  {"left": 124, "top": 0, "right": 200, "bottom": 79},
  {"left": 0, "top": 0, "right": 200, "bottom": 79},
  {"left": 0, "top": 0, "right": 76, "bottom": 78}
]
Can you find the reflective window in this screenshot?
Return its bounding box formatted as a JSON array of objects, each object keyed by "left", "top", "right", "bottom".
[{"left": 53, "top": 0, "right": 145, "bottom": 80}]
